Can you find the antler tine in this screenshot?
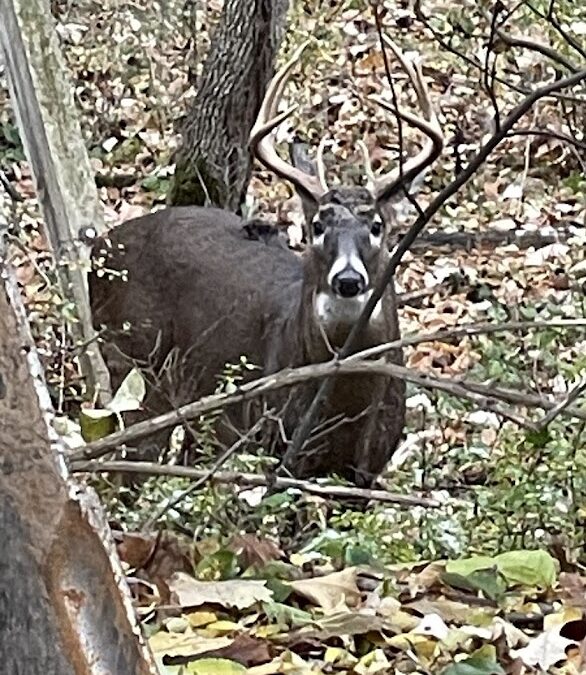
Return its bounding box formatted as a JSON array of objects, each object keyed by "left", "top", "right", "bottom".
[
  {"left": 356, "top": 140, "right": 375, "bottom": 194},
  {"left": 249, "top": 42, "right": 327, "bottom": 202},
  {"left": 370, "top": 36, "right": 444, "bottom": 203},
  {"left": 316, "top": 136, "right": 329, "bottom": 192}
]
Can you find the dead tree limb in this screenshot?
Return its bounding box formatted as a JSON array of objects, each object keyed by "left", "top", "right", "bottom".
[{"left": 68, "top": 461, "right": 441, "bottom": 509}]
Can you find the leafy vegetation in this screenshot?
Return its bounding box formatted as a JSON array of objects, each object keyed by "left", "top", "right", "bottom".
[{"left": 1, "top": 0, "right": 585, "bottom": 671}]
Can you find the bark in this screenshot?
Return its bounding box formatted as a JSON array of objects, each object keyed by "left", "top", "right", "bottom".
[
  {"left": 0, "top": 0, "right": 111, "bottom": 401},
  {"left": 168, "top": 0, "right": 290, "bottom": 211},
  {"left": 0, "top": 259, "right": 157, "bottom": 673}
]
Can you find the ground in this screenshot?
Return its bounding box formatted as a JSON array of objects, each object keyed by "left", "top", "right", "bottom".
[{"left": 1, "top": 0, "right": 586, "bottom": 672}]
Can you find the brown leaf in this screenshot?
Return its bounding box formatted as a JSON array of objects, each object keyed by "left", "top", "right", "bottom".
[
  {"left": 288, "top": 567, "right": 361, "bottom": 611},
  {"left": 559, "top": 573, "right": 586, "bottom": 609},
  {"left": 227, "top": 534, "right": 284, "bottom": 569},
  {"left": 184, "top": 634, "right": 273, "bottom": 667},
  {"left": 169, "top": 573, "right": 273, "bottom": 610}
]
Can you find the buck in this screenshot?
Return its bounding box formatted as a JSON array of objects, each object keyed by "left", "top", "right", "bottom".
[{"left": 89, "top": 37, "right": 444, "bottom": 486}]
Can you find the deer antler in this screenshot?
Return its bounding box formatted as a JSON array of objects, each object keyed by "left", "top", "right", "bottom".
[
  {"left": 249, "top": 42, "right": 328, "bottom": 202},
  {"left": 370, "top": 36, "right": 444, "bottom": 203}
]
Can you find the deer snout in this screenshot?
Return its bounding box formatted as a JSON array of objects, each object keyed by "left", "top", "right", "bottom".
[{"left": 332, "top": 268, "right": 367, "bottom": 298}]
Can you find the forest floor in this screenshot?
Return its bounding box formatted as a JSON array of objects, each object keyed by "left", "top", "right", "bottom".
[{"left": 1, "top": 0, "right": 586, "bottom": 672}]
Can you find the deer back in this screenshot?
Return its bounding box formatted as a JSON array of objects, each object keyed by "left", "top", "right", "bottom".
[{"left": 91, "top": 207, "right": 304, "bottom": 399}]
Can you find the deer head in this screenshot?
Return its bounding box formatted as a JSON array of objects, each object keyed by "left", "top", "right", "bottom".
[{"left": 249, "top": 37, "right": 444, "bottom": 333}]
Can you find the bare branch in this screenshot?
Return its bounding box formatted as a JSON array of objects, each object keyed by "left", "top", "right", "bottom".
[
  {"left": 507, "top": 127, "right": 586, "bottom": 152},
  {"left": 494, "top": 28, "right": 579, "bottom": 73},
  {"left": 457, "top": 380, "right": 586, "bottom": 422},
  {"left": 68, "top": 318, "right": 586, "bottom": 464},
  {"left": 285, "top": 66, "right": 586, "bottom": 469},
  {"left": 350, "top": 319, "right": 586, "bottom": 361},
  {"left": 524, "top": 0, "right": 586, "bottom": 60},
  {"left": 535, "top": 378, "right": 586, "bottom": 430},
  {"left": 69, "top": 461, "right": 441, "bottom": 508}
]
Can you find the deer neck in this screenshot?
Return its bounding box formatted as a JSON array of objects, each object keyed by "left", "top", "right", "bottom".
[{"left": 299, "top": 278, "right": 393, "bottom": 364}]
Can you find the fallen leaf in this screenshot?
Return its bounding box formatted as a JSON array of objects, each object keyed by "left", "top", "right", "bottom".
[
  {"left": 227, "top": 534, "right": 283, "bottom": 569},
  {"left": 512, "top": 626, "right": 576, "bottom": 671},
  {"left": 288, "top": 567, "right": 361, "bottom": 611},
  {"left": 169, "top": 573, "right": 273, "bottom": 610}
]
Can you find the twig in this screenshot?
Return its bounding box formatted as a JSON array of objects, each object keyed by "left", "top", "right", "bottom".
[
  {"left": 536, "top": 378, "right": 586, "bottom": 430},
  {"left": 524, "top": 0, "right": 586, "bottom": 60},
  {"left": 346, "top": 319, "right": 586, "bottom": 362},
  {"left": 494, "top": 28, "right": 579, "bottom": 73},
  {"left": 485, "top": 3, "right": 503, "bottom": 131},
  {"left": 413, "top": 0, "right": 584, "bottom": 104},
  {"left": 284, "top": 65, "right": 586, "bottom": 471},
  {"left": 68, "top": 461, "right": 441, "bottom": 508},
  {"left": 459, "top": 380, "right": 586, "bottom": 422},
  {"left": 507, "top": 127, "right": 586, "bottom": 153},
  {"left": 0, "top": 169, "right": 22, "bottom": 202},
  {"left": 67, "top": 319, "right": 586, "bottom": 462},
  {"left": 142, "top": 414, "right": 270, "bottom": 530}
]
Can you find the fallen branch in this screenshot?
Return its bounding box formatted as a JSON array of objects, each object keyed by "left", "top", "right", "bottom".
[{"left": 68, "top": 461, "right": 441, "bottom": 508}]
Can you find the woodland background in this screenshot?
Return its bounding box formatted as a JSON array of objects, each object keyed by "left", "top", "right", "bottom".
[{"left": 1, "top": 0, "right": 586, "bottom": 672}]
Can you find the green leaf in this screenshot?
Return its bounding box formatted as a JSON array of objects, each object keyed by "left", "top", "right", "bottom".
[
  {"left": 261, "top": 491, "right": 293, "bottom": 508},
  {"left": 525, "top": 427, "right": 551, "bottom": 448},
  {"left": 442, "top": 645, "right": 505, "bottom": 675},
  {"left": 442, "top": 567, "right": 506, "bottom": 602},
  {"left": 108, "top": 368, "right": 146, "bottom": 413},
  {"left": 79, "top": 408, "right": 117, "bottom": 442},
  {"left": 494, "top": 550, "right": 557, "bottom": 588},
  {"left": 186, "top": 658, "right": 246, "bottom": 674},
  {"left": 344, "top": 544, "right": 374, "bottom": 566},
  {"left": 445, "top": 551, "right": 557, "bottom": 595},
  {"left": 195, "top": 550, "right": 239, "bottom": 581},
  {"left": 445, "top": 556, "right": 496, "bottom": 577},
  {"left": 262, "top": 600, "right": 313, "bottom": 628}
]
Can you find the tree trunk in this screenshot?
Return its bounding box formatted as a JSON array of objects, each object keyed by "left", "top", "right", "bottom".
[
  {"left": 0, "top": 0, "right": 112, "bottom": 402},
  {"left": 168, "top": 0, "right": 289, "bottom": 211},
  {"left": 0, "top": 253, "right": 157, "bottom": 674}
]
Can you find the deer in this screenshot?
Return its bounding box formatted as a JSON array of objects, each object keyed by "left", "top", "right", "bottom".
[{"left": 89, "top": 37, "right": 444, "bottom": 487}]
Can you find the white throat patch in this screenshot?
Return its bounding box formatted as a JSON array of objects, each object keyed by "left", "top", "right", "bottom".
[{"left": 314, "top": 289, "right": 383, "bottom": 327}]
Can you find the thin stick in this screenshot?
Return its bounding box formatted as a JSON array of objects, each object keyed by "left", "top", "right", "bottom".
[
  {"left": 69, "top": 461, "right": 441, "bottom": 508},
  {"left": 142, "top": 414, "right": 270, "bottom": 530},
  {"left": 536, "top": 379, "right": 586, "bottom": 430},
  {"left": 346, "top": 319, "right": 586, "bottom": 362}
]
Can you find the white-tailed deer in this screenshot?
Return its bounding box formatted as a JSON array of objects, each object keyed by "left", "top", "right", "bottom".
[{"left": 89, "top": 38, "right": 443, "bottom": 486}]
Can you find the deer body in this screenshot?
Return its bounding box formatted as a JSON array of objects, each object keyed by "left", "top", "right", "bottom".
[
  {"left": 91, "top": 193, "right": 405, "bottom": 484},
  {"left": 90, "top": 37, "right": 443, "bottom": 485}
]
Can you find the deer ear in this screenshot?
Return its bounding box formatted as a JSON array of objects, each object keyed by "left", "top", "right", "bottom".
[{"left": 289, "top": 142, "right": 320, "bottom": 225}]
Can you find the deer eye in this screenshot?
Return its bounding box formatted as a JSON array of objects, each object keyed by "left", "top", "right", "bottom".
[
  {"left": 370, "top": 219, "right": 382, "bottom": 237},
  {"left": 313, "top": 220, "right": 325, "bottom": 237}
]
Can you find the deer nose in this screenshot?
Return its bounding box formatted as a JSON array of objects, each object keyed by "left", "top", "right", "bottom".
[{"left": 332, "top": 269, "right": 366, "bottom": 298}]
